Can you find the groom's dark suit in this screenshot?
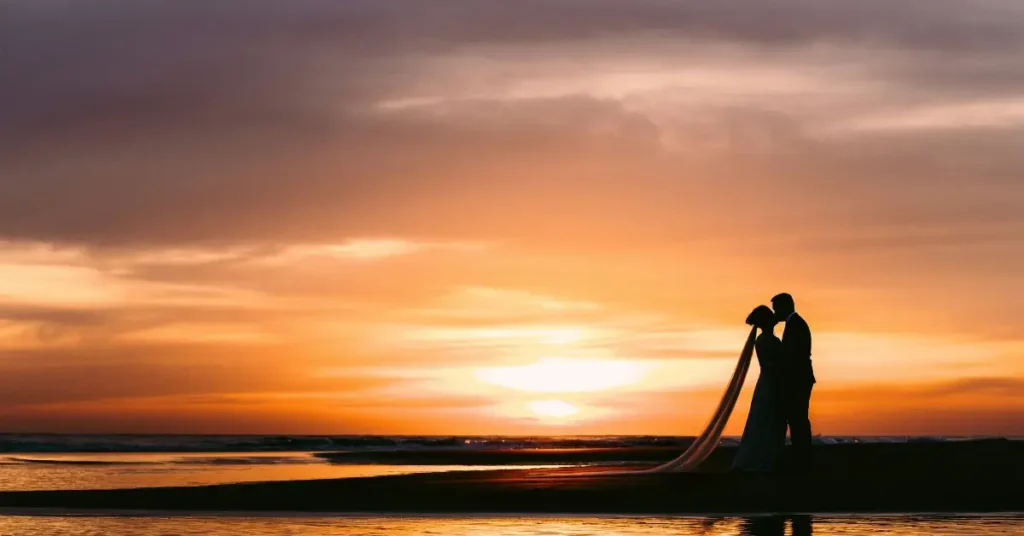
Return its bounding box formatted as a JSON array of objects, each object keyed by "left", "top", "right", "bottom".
[{"left": 781, "top": 312, "right": 815, "bottom": 471}]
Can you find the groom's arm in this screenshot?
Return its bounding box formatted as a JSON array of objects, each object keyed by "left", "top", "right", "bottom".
[
  {"left": 787, "top": 317, "right": 811, "bottom": 362},
  {"left": 780, "top": 318, "right": 811, "bottom": 375},
  {"left": 783, "top": 317, "right": 813, "bottom": 386}
]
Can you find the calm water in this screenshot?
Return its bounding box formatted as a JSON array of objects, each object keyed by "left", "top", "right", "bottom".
[
  {"left": 2, "top": 437, "right": 1020, "bottom": 535},
  {"left": 0, "top": 452, "right": 572, "bottom": 491},
  {"left": 0, "top": 514, "right": 1019, "bottom": 535},
  {"left": 5, "top": 434, "right": 1007, "bottom": 492}
]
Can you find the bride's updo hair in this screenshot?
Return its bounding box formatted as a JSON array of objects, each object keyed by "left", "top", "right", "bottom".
[{"left": 746, "top": 305, "right": 777, "bottom": 329}]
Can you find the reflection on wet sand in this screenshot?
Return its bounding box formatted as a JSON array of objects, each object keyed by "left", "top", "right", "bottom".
[
  {"left": 0, "top": 514, "right": 1019, "bottom": 535},
  {"left": 739, "top": 515, "right": 812, "bottom": 536}
]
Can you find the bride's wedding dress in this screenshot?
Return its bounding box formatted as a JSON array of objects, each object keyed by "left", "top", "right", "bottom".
[{"left": 731, "top": 331, "right": 787, "bottom": 472}]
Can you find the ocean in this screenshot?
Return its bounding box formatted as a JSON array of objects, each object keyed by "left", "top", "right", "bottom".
[
  {"left": 1, "top": 435, "right": 1021, "bottom": 535},
  {"left": 0, "top": 433, "right": 996, "bottom": 492}
]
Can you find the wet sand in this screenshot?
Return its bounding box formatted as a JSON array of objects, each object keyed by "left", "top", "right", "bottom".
[{"left": 1, "top": 440, "right": 1021, "bottom": 514}]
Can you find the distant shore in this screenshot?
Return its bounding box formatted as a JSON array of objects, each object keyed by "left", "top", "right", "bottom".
[{"left": 1, "top": 440, "right": 1021, "bottom": 514}]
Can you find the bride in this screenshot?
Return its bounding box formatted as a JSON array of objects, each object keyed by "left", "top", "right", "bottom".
[
  {"left": 561, "top": 305, "right": 784, "bottom": 475},
  {"left": 731, "top": 305, "right": 788, "bottom": 472}
]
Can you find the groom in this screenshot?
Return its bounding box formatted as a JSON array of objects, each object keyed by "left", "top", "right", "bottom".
[{"left": 772, "top": 293, "right": 816, "bottom": 473}]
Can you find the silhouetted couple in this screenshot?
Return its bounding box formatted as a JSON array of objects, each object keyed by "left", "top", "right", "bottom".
[{"left": 732, "top": 293, "right": 816, "bottom": 473}]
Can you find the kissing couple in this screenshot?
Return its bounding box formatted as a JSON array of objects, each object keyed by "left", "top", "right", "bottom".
[{"left": 732, "top": 293, "right": 817, "bottom": 473}]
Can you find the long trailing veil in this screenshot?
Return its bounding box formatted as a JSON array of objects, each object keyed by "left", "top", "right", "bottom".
[
  {"left": 556, "top": 326, "right": 757, "bottom": 476},
  {"left": 645, "top": 325, "right": 757, "bottom": 473}
]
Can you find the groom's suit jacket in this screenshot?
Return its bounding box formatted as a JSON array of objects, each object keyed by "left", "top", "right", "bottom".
[{"left": 782, "top": 312, "right": 816, "bottom": 386}]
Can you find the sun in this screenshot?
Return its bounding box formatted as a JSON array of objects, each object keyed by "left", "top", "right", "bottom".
[
  {"left": 475, "top": 358, "right": 646, "bottom": 393},
  {"left": 529, "top": 400, "right": 579, "bottom": 419}
]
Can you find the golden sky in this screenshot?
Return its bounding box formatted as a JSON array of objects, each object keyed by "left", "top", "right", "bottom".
[{"left": 1, "top": 1, "right": 1023, "bottom": 435}]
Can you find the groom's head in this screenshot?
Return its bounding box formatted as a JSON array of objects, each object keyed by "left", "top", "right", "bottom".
[{"left": 771, "top": 293, "right": 795, "bottom": 320}]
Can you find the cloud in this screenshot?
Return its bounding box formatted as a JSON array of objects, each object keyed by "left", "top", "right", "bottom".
[
  {"left": 826, "top": 377, "right": 1024, "bottom": 402},
  {"left": 1, "top": 0, "right": 1024, "bottom": 433},
  {"left": 925, "top": 377, "right": 1024, "bottom": 397},
  {"left": 0, "top": 343, "right": 397, "bottom": 407},
  {"left": 811, "top": 377, "right": 1024, "bottom": 435},
  {"left": 2, "top": 0, "right": 1023, "bottom": 249}
]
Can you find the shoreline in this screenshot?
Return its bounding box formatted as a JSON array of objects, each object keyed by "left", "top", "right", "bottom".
[
  {"left": 0, "top": 508, "right": 1021, "bottom": 518},
  {"left": 1, "top": 441, "right": 1022, "bottom": 514}
]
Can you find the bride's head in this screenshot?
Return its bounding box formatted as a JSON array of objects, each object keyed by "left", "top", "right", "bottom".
[{"left": 746, "top": 305, "right": 778, "bottom": 331}]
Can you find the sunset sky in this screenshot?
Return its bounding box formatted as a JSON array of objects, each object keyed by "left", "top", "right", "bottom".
[{"left": 2, "top": 0, "right": 1023, "bottom": 436}]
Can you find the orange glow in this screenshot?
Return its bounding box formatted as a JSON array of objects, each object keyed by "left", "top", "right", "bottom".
[
  {"left": 528, "top": 400, "right": 580, "bottom": 420},
  {"left": 0, "top": 237, "right": 1022, "bottom": 436},
  {"left": 475, "top": 358, "right": 647, "bottom": 393},
  {"left": 4, "top": 1, "right": 1024, "bottom": 437}
]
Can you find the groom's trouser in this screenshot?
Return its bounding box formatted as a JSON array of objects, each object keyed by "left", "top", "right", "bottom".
[{"left": 786, "top": 382, "right": 814, "bottom": 470}]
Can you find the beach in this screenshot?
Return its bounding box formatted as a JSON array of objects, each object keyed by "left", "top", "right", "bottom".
[{"left": 2, "top": 439, "right": 1021, "bottom": 514}]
